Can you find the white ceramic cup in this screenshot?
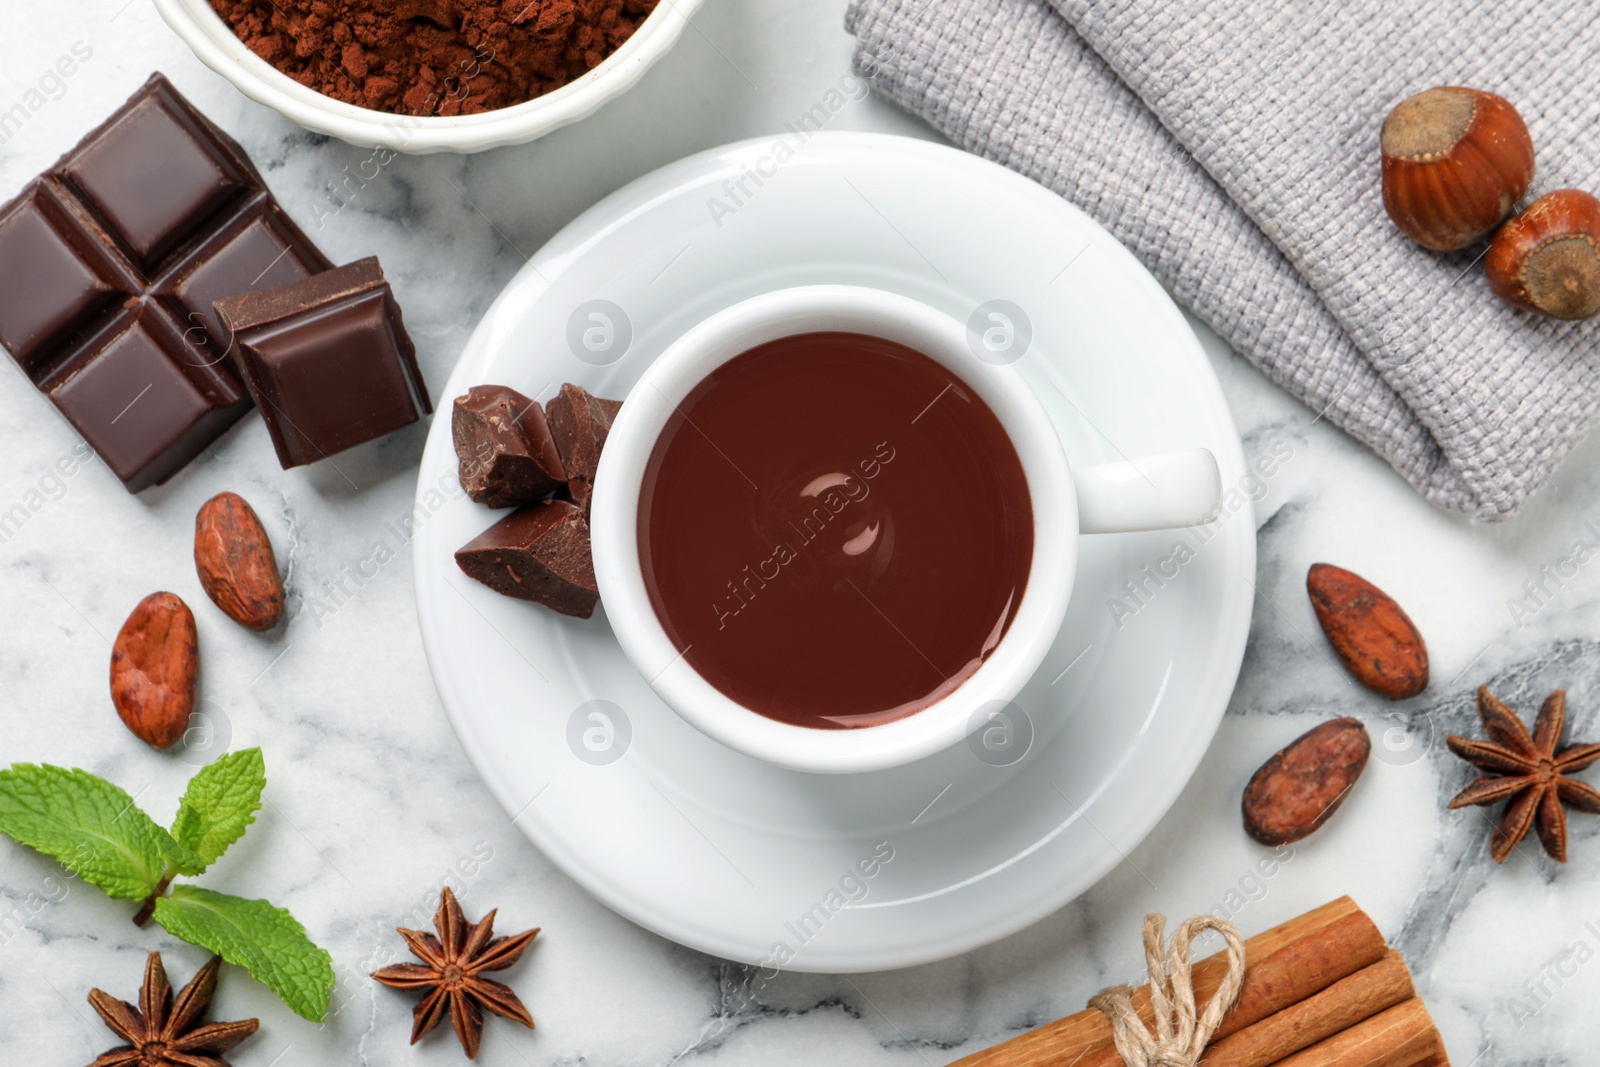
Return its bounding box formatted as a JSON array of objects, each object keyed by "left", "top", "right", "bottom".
[{"left": 590, "top": 286, "right": 1221, "bottom": 774}]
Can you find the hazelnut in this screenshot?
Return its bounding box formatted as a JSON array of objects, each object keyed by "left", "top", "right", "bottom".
[
  {"left": 1485, "top": 189, "right": 1600, "bottom": 320},
  {"left": 1381, "top": 87, "right": 1535, "bottom": 251}
]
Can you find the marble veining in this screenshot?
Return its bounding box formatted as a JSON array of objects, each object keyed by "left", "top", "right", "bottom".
[{"left": 2, "top": 1, "right": 1599, "bottom": 1064}]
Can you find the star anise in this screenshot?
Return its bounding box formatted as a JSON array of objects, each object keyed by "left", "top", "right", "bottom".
[
  {"left": 86, "top": 952, "right": 258, "bottom": 1067},
  {"left": 371, "top": 887, "right": 539, "bottom": 1058},
  {"left": 1447, "top": 687, "right": 1600, "bottom": 863}
]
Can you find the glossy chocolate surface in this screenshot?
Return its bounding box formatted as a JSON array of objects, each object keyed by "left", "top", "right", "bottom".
[
  {"left": 639, "top": 333, "right": 1034, "bottom": 729},
  {"left": 58, "top": 85, "right": 252, "bottom": 270},
  {"left": 52, "top": 310, "right": 243, "bottom": 488},
  {"left": 0, "top": 73, "right": 331, "bottom": 491},
  {"left": 216, "top": 257, "right": 430, "bottom": 469}
]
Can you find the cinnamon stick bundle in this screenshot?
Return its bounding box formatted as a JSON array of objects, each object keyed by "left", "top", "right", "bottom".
[
  {"left": 953, "top": 898, "right": 1384, "bottom": 1067},
  {"left": 952, "top": 898, "right": 1449, "bottom": 1067}
]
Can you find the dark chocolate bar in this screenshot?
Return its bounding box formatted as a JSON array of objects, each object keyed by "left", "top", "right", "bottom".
[
  {"left": 0, "top": 73, "right": 331, "bottom": 491},
  {"left": 455, "top": 498, "right": 599, "bottom": 618},
  {"left": 215, "top": 257, "right": 431, "bottom": 469},
  {"left": 546, "top": 383, "right": 622, "bottom": 514},
  {"left": 452, "top": 384, "right": 567, "bottom": 508}
]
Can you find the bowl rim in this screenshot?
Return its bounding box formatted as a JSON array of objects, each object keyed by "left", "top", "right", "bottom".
[
  {"left": 589, "top": 285, "right": 1078, "bottom": 774},
  {"left": 150, "top": 0, "right": 705, "bottom": 152}
]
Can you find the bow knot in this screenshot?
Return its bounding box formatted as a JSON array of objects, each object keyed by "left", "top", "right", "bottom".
[{"left": 1087, "top": 914, "right": 1246, "bottom": 1067}]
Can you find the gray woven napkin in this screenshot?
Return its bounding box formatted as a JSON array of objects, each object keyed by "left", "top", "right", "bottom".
[{"left": 846, "top": 0, "right": 1600, "bottom": 521}]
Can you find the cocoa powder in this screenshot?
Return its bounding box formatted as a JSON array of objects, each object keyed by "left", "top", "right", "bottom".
[{"left": 209, "top": 0, "right": 659, "bottom": 116}]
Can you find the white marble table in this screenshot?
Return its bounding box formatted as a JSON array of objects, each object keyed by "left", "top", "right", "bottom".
[{"left": 2, "top": 2, "right": 1597, "bottom": 1064}]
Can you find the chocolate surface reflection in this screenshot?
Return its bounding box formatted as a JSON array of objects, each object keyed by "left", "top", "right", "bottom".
[{"left": 639, "top": 332, "right": 1033, "bottom": 729}]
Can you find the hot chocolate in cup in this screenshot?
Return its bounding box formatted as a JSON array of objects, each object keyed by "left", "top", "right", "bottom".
[{"left": 590, "top": 286, "right": 1221, "bottom": 774}]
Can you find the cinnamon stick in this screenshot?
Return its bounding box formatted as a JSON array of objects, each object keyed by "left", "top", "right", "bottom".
[
  {"left": 952, "top": 898, "right": 1387, "bottom": 1067},
  {"left": 1199, "top": 951, "right": 1414, "bottom": 1067},
  {"left": 1267, "top": 999, "right": 1447, "bottom": 1067},
  {"left": 1212, "top": 913, "right": 1389, "bottom": 1041}
]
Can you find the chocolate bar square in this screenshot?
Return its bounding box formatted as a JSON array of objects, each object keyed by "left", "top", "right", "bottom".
[
  {"left": 215, "top": 257, "right": 431, "bottom": 469},
  {"left": 0, "top": 185, "right": 135, "bottom": 373},
  {"left": 50, "top": 311, "right": 249, "bottom": 491},
  {"left": 58, "top": 80, "right": 253, "bottom": 272},
  {"left": 0, "top": 73, "right": 332, "bottom": 491}
]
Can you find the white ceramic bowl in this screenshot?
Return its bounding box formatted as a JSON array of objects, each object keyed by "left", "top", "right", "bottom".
[
  {"left": 151, "top": 0, "right": 704, "bottom": 153},
  {"left": 590, "top": 286, "right": 1078, "bottom": 774}
]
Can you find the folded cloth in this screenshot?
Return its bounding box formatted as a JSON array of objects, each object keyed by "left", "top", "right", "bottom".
[{"left": 845, "top": 0, "right": 1600, "bottom": 521}]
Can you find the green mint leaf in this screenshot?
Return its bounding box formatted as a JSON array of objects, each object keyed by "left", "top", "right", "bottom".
[
  {"left": 0, "top": 764, "right": 172, "bottom": 901},
  {"left": 151, "top": 885, "right": 334, "bottom": 1021},
  {"left": 170, "top": 748, "right": 265, "bottom": 873}
]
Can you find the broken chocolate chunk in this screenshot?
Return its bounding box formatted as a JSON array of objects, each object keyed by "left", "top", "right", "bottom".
[
  {"left": 215, "top": 256, "right": 430, "bottom": 469},
  {"left": 545, "top": 383, "right": 622, "bottom": 514},
  {"left": 455, "top": 498, "right": 599, "bottom": 618},
  {"left": 452, "top": 384, "right": 566, "bottom": 508}
]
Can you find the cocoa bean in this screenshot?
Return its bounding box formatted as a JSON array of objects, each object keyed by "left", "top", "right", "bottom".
[
  {"left": 1242, "top": 717, "right": 1371, "bottom": 845},
  {"left": 1307, "top": 563, "right": 1428, "bottom": 699},
  {"left": 110, "top": 593, "right": 198, "bottom": 749}
]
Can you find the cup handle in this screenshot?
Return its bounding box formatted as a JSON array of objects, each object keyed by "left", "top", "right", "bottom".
[{"left": 1071, "top": 448, "right": 1222, "bottom": 534}]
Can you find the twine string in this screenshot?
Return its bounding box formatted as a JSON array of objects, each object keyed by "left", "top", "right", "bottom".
[{"left": 1087, "top": 913, "right": 1247, "bottom": 1067}]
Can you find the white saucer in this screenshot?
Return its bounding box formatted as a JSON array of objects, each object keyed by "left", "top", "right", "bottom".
[{"left": 412, "top": 133, "right": 1255, "bottom": 972}]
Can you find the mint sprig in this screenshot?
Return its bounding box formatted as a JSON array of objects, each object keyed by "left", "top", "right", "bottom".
[{"left": 0, "top": 750, "right": 333, "bottom": 1022}]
